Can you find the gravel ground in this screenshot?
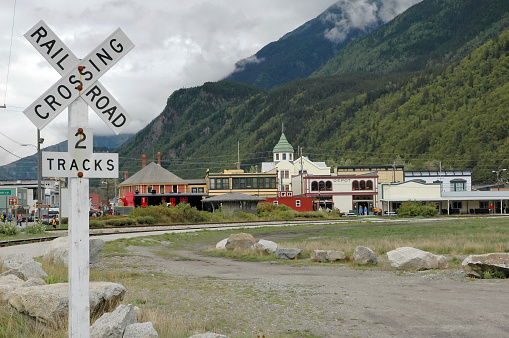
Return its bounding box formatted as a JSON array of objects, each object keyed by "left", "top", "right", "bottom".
[{"left": 94, "top": 241, "right": 509, "bottom": 338}]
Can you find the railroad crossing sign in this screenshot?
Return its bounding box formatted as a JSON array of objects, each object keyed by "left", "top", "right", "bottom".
[
  {"left": 23, "top": 21, "right": 135, "bottom": 337},
  {"left": 23, "top": 20, "right": 134, "bottom": 134}
]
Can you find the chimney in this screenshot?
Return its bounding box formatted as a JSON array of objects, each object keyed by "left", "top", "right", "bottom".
[
  {"left": 142, "top": 154, "right": 146, "bottom": 168},
  {"left": 157, "top": 152, "right": 161, "bottom": 165},
  {"left": 124, "top": 171, "right": 128, "bottom": 180}
]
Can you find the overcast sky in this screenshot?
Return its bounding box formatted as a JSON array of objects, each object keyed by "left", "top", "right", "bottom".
[{"left": 0, "top": 0, "right": 421, "bottom": 166}]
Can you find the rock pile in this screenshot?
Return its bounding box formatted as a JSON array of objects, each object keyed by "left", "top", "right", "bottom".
[{"left": 0, "top": 237, "right": 159, "bottom": 336}]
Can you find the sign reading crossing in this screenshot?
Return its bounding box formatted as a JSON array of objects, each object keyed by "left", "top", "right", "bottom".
[{"left": 23, "top": 20, "right": 134, "bottom": 134}]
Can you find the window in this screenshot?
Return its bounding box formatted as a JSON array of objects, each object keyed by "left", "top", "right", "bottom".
[
  {"left": 180, "top": 197, "right": 188, "bottom": 204},
  {"left": 273, "top": 201, "right": 278, "bottom": 205},
  {"left": 160, "top": 185, "right": 165, "bottom": 194},
  {"left": 148, "top": 185, "right": 152, "bottom": 193},
  {"left": 275, "top": 154, "right": 279, "bottom": 161},
  {"left": 173, "top": 185, "right": 177, "bottom": 193},
  {"left": 169, "top": 198, "right": 175, "bottom": 206},
  {"left": 352, "top": 181, "right": 359, "bottom": 190},
  {"left": 311, "top": 181, "right": 318, "bottom": 191},
  {"left": 480, "top": 201, "right": 489, "bottom": 209},
  {"left": 129, "top": 186, "right": 132, "bottom": 193},
  {"left": 366, "top": 181, "right": 373, "bottom": 190},
  {"left": 222, "top": 178, "right": 229, "bottom": 189},
  {"left": 451, "top": 180, "right": 466, "bottom": 192},
  {"left": 192, "top": 188, "right": 197, "bottom": 193},
  {"left": 319, "top": 181, "right": 325, "bottom": 191},
  {"left": 325, "top": 181, "right": 332, "bottom": 191},
  {"left": 452, "top": 201, "right": 462, "bottom": 209},
  {"left": 290, "top": 154, "right": 293, "bottom": 161},
  {"left": 282, "top": 154, "right": 286, "bottom": 160},
  {"left": 198, "top": 188, "right": 204, "bottom": 193},
  {"left": 232, "top": 178, "right": 239, "bottom": 189},
  {"left": 280, "top": 170, "right": 289, "bottom": 180},
  {"left": 359, "top": 181, "right": 366, "bottom": 190},
  {"left": 296, "top": 200, "right": 301, "bottom": 207}
]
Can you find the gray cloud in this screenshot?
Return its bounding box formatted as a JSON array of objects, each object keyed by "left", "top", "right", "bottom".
[
  {"left": 322, "top": 0, "right": 422, "bottom": 43},
  {"left": 0, "top": 0, "right": 338, "bottom": 165}
]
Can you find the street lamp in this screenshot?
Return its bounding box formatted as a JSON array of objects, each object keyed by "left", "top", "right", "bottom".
[{"left": 492, "top": 169, "right": 506, "bottom": 191}]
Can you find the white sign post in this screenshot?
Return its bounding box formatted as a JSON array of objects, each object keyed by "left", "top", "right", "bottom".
[{"left": 23, "top": 21, "right": 134, "bottom": 337}]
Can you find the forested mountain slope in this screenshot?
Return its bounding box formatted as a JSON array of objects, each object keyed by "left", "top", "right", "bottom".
[
  {"left": 313, "top": 0, "right": 509, "bottom": 77},
  {"left": 117, "top": 30, "right": 509, "bottom": 184}
]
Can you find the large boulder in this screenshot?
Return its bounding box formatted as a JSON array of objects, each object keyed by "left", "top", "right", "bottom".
[
  {"left": 9, "top": 282, "right": 126, "bottom": 328},
  {"left": 387, "top": 247, "right": 448, "bottom": 271},
  {"left": 123, "top": 322, "right": 159, "bottom": 338},
  {"left": 0, "top": 260, "right": 47, "bottom": 281},
  {"left": 224, "top": 233, "right": 255, "bottom": 250},
  {"left": 462, "top": 253, "right": 509, "bottom": 278},
  {"left": 275, "top": 248, "right": 302, "bottom": 260},
  {"left": 90, "top": 304, "right": 137, "bottom": 338},
  {"left": 327, "top": 250, "right": 346, "bottom": 262},
  {"left": 254, "top": 239, "right": 278, "bottom": 254},
  {"left": 43, "top": 237, "right": 105, "bottom": 266},
  {"left": 311, "top": 250, "right": 346, "bottom": 262},
  {"left": 0, "top": 275, "right": 46, "bottom": 305},
  {"left": 1, "top": 253, "right": 34, "bottom": 272},
  {"left": 351, "top": 246, "right": 378, "bottom": 265}
]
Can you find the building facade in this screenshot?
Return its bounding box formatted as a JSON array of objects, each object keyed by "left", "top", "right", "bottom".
[{"left": 205, "top": 169, "right": 278, "bottom": 198}]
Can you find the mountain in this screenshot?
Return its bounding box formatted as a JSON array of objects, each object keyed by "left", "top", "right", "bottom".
[
  {"left": 115, "top": 0, "right": 509, "bottom": 185},
  {"left": 0, "top": 134, "right": 133, "bottom": 180},
  {"left": 224, "top": 0, "right": 422, "bottom": 89},
  {"left": 313, "top": 0, "right": 509, "bottom": 76}
]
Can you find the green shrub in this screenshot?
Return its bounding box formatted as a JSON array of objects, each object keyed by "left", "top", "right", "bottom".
[
  {"left": 397, "top": 201, "right": 438, "bottom": 217},
  {"left": 89, "top": 220, "right": 105, "bottom": 228},
  {"left": 257, "top": 203, "right": 297, "bottom": 220},
  {"left": 0, "top": 222, "right": 20, "bottom": 236},
  {"left": 136, "top": 216, "right": 147, "bottom": 224},
  {"left": 144, "top": 216, "right": 155, "bottom": 224},
  {"left": 232, "top": 211, "right": 257, "bottom": 221},
  {"left": 24, "top": 221, "right": 46, "bottom": 234},
  {"left": 129, "top": 204, "right": 211, "bottom": 224}
]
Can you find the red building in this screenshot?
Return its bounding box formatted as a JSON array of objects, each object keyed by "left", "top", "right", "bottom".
[{"left": 264, "top": 195, "right": 314, "bottom": 212}]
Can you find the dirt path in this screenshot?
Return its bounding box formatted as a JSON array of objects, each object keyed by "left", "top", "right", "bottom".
[{"left": 111, "top": 245, "right": 509, "bottom": 337}]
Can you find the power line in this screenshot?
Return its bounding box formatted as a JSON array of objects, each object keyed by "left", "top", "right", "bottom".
[{"left": 3, "top": 0, "right": 17, "bottom": 106}]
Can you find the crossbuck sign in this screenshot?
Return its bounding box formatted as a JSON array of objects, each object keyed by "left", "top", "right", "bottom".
[
  {"left": 23, "top": 21, "right": 135, "bottom": 337},
  {"left": 24, "top": 20, "right": 133, "bottom": 134}
]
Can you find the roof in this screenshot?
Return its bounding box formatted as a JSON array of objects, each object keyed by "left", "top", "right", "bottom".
[
  {"left": 273, "top": 133, "right": 294, "bottom": 153},
  {"left": 119, "top": 162, "right": 185, "bottom": 185},
  {"left": 202, "top": 193, "right": 266, "bottom": 203}
]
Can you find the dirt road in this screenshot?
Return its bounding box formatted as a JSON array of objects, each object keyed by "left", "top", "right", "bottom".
[{"left": 106, "top": 244, "right": 509, "bottom": 337}]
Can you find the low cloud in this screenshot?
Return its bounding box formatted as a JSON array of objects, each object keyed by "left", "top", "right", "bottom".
[
  {"left": 232, "top": 55, "right": 266, "bottom": 73},
  {"left": 322, "top": 0, "right": 422, "bottom": 43}
]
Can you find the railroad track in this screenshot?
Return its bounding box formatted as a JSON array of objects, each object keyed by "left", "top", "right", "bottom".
[{"left": 0, "top": 218, "right": 358, "bottom": 248}]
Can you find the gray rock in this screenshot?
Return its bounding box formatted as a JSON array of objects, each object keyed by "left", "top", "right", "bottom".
[
  {"left": 0, "top": 275, "right": 25, "bottom": 304},
  {"left": 90, "top": 304, "right": 137, "bottom": 338},
  {"left": 215, "top": 238, "right": 228, "bottom": 249},
  {"left": 224, "top": 233, "right": 255, "bottom": 250},
  {"left": 1, "top": 253, "right": 34, "bottom": 272},
  {"left": 254, "top": 239, "right": 278, "bottom": 254},
  {"left": 326, "top": 250, "right": 346, "bottom": 262},
  {"left": 351, "top": 246, "right": 378, "bottom": 265},
  {"left": 9, "top": 282, "right": 126, "bottom": 329},
  {"left": 43, "top": 237, "right": 105, "bottom": 266},
  {"left": 387, "top": 247, "right": 448, "bottom": 271},
  {"left": 123, "top": 322, "right": 159, "bottom": 338},
  {"left": 275, "top": 248, "right": 302, "bottom": 260},
  {"left": 311, "top": 250, "right": 328, "bottom": 262},
  {"left": 0, "top": 260, "right": 47, "bottom": 281},
  {"left": 188, "top": 333, "right": 229, "bottom": 338},
  {"left": 462, "top": 253, "right": 509, "bottom": 278}
]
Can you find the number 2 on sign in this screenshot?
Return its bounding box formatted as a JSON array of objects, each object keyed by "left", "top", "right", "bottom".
[{"left": 75, "top": 131, "right": 87, "bottom": 149}]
